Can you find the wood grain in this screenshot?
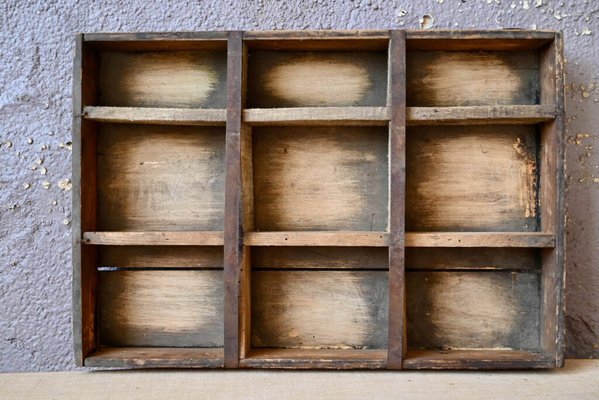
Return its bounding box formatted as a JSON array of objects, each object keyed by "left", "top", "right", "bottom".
[
  {"left": 406, "top": 125, "right": 538, "bottom": 232},
  {"left": 248, "top": 51, "right": 387, "bottom": 107},
  {"left": 83, "top": 231, "right": 224, "bottom": 246},
  {"left": 83, "top": 106, "right": 226, "bottom": 125},
  {"left": 241, "top": 348, "right": 386, "bottom": 369},
  {"left": 98, "top": 270, "right": 224, "bottom": 347},
  {"left": 407, "top": 105, "right": 556, "bottom": 126},
  {"left": 407, "top": 271, "right": 540, "bottom": 351},
  {"left": 252, "top": 247, "right": 388, "bottom": 270},
  {"left": 85, "top": 347, "right": 224, "bottom": 368},
  {"left": 72, "top": 34, "right": 99, "bottom": 365},
  {"left": 387, "top": 29, "right": 407, "bottom": 370},
  {"left": 253, "top": 126, "right": 388, "bottom": 231},
  {"left": 404, "top": 349, "right": 551, "bottom": 370},
  {"left": 243, "top": 107, "right": 388, "bottom": 126},
  {"left": 97, "top": 124, "right": 225, "bottom": 231},
  {"left": 405, "top": 233, "right": 554, "bottom": 248},
  {"left": 98, "top": 246, "right": 223, "bottom": 269},
  {"left": 98, "top": 51, "right": 226, "bottom": 108},
  {"left": 245, "top": 232, "right": 388, "bottom": 247},
  {"left": 252, "top": 271, "right": 388, "bottom": 349},
  {"left": 223, "top": 31, "right": 244, "bottom": 368},
  {"left": 406, "top": 247, "right": 540, "bottom": 271},
  {"left": 407, "top": 51, "right": 539, "bottom": 107}
]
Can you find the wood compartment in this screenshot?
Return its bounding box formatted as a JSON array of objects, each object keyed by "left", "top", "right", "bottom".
[
  {"left": 87, "top": 245, "right": 224, "bottom": 367},
  {"left": 96, "top": 123, "right": 225, "bottom": 231},
  {"left": 406, "top": 124, "right": 540, "bottom": 232},
  {"left": 404, "top": 247, "right": 543, "bottom": 367},
  {"left": 247, "top": 43, "right": 388, "bottom": 108},
  {"left": 243, "top": 247, "right": 388, "bottom": 367},
  {"left": 251, "top": 126, "right": 389, "bottom": 231},
  {"left": 407, "top": 50, "right": 541, "bottom": 107},
  {"left": 96, "top": 46, "right": 227, "bottom": 109}
]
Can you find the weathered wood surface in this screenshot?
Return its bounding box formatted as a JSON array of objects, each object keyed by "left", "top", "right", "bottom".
[
  {"left": 407, "top": 105, "right": 556, "bottom": 125},
  {"left": 407, "top": 271, "right": 540, "bottom": 351},
  {"left": 243, "top": 107, "right": 388, "bottom": 126},
  {"left": 98, "top": 270, "right": 224, "bottom": 347},
  {"left": 241, "top": 349, "right": 386, "bottom": 369},
  {"left": 405, "top": 233, "right": 554, "bottom": 248},
  {"left": 83, "top": 106, "right": 226, "bottom": 125},
  {"left": 248, "top": 51, "right": 387, "bottom": 107},
  {"left": 83, "top": 231, "right": 224, "bottom": 246},
  {"left": 406, "top": 125, "right": 539, "bottom": 232},
  {"left": 98, "top": 51, "right": 227, "bottom": 108},
  {"left": 406, "top": 247, "right": 540, "bottom": 271},
  {"left": 245, "top": 232, "right": 388, "bottom": 247},
  {"left": 98, "top": 246, "right": 223, "bottom": 269},
  {"left": 252, "top": 247, "right": 388, "bottom": 270},
  {"left": 223, "top": 31, "right": 244, "bottom": 368},
  {"left": 403, "top": 350, "right": 552, "bottom": 370},
  {"left": 97, "top": 124, "right": 225, "bottom": 231},
  {"left": 252, "top": 126, "right": 388, "bottom": 231},
  {"left": 407, "top": 51, "right": 539, "bottom": 107},
  {"left": 252, "top": 271, "right": 388, "bottom": 349},
  {"left": 85, "top": 348, "right": 224, "bottom": 368}
]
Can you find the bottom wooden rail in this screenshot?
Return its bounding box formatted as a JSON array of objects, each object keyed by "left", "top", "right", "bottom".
[
  {"left": 240, "top": 348, "right": 387, "bottom": 369},
  {"left": 403, "top": 350, "right": 555, "bottom": 370},
  {"left": 84, "top": 347, "right": 224, "bottom": 368}
]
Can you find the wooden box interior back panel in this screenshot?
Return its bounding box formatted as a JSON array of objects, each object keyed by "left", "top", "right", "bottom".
[
  {"left": 98, "top": 50, "right": 227, "bottom": 108},
  {"left": 97, "top": 246, "right": 224, "bottom": 348},
  {"left": 406, "top": 125, "right": 539, "bottom": 232},
  {"left": 74, "top": 30, "right": 565, "bottom": 370},
  {"left": 248, "top": 51, "right": 388, "bottom": 107},
  {"left": 252, "top": 126, "right": 389, "bottom": 231},
  {"left": 406, "top": 50, "right": 540, "bottom": 106},
  {"left": 96, "top": 124, "right": 226, "bottom": 231}
]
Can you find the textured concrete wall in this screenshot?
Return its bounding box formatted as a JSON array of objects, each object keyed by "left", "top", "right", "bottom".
[{"left": 0, "top": 0, "right": 597, "bottom": 372}]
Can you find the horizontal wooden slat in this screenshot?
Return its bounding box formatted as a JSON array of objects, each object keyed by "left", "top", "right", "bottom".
[
  {"left": 245, "top": 232, "right": 554, "bottom": 247},
  {"left": 245, "top": 232, "right": 388, "bottom": 247},
  {"left": 83, "top": 232, "right": 224, "bottom": 246},
  {"left": 404, "top": 350, "right": 552, "bottom": 370},
  {"left": 85, "top": 347, "right": 224, "bottom": 368},
  {"left": 406, "top": 232, "right": 555, "bottom": 248},
  {"left": 83, "top": 106, "right": 226, "bottom": 125},
  {"left": 241, "top": 348, "right": 386, "bottom": 369},
  {"left": 407, "top": 105, "right": 556, "bottom": 125},
  {"left": 84, "top": 105, "right": 557, "bottom": 127},
  {"left": 243, "top": 107, "right": 388, "bottom": 126}
]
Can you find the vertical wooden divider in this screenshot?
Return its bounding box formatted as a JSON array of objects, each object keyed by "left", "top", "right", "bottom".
[
  {"left": 539, "top": 33, "right": 566, "bottom": 367},
  {"left": 72, "top": 34, "right": 99, "bottom": 366},
  {"left": 387, "top": 29, "right": 407, "bottom": 370},
  {"left": 224, "top": 31, "right": 244, "bottom": 368}
]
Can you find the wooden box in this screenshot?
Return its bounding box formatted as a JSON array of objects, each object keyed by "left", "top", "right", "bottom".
[{"left": 73, "top": 30, "right": 565, "bottom": 369}]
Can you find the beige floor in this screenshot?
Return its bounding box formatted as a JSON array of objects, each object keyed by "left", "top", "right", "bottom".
[{"left": 1, "top": 360, "right": 598, "bottom": 400}]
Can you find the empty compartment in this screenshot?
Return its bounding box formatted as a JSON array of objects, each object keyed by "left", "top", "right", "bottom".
[
  {"left": 97, "top": 49, "right": 227, "bottom": 108},
  {"left": 251, "top": 247, "right": 388, "bottom": 349},
  {"left": 407, "top": 50, "right": 540, "bottom": 107},
  {"left": 406, "top": 247, "right": 541, "bottom": 351},
  {"left": 406, "top": 125, "right": 539, "bottom": 232},
  {"left": 97, "top": 124, "right": 225, "bottom": 231},
  {"left": 248, "top": 50, "right": 388, "bottom": 107},
  {"left": 97, "top": 246, "right": 224, "bottom": 348},
  {"left": 252, "top": 126, "right": 389, "bottom": 231}
]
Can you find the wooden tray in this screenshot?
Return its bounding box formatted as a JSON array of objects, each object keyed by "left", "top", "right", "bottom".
[{"left": 72, "top": 30, "right": 565, "bottom": 370}]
